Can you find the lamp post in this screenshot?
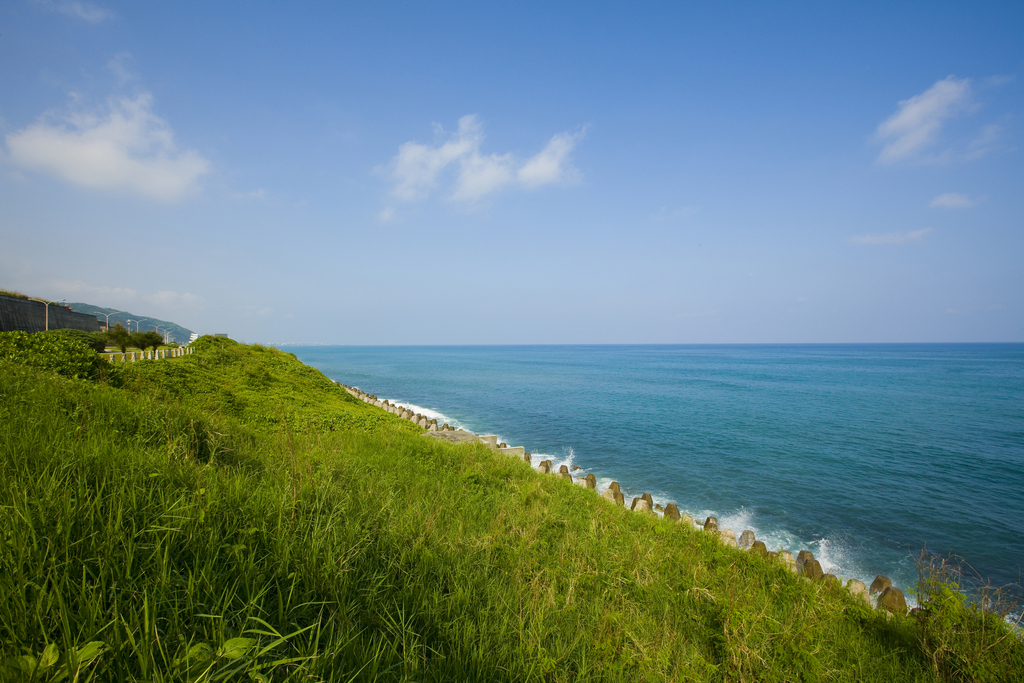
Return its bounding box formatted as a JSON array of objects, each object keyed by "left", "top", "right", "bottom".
[
  {"left": 156, "top": 326, "right": 170, "bottom": 344},
  {"left": 100, "top": 312, "right": 116, "bottom": 331},
  {"left": 135, "top": 319, "right": 146, "bottom": 332},
  {"left": 28, "top": 298, "right": 51, "bottom": 331}
]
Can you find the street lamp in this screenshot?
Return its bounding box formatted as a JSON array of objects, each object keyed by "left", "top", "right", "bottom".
[
  {"left": 155, "top": 326, "right": 170, "bottom": 344},
  {"left": 100, "top": 312, "right": 117, "bottom": 330},
  {"left": 28, "top": 298, "right": 52, "bottom": 331},
  {"left": 135, "top": 319, "right": 146, "bottom": 332}
]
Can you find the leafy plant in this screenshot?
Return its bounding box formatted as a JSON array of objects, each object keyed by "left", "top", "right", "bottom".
[
  {"left": 911, "top": 550, "right": 1024, "bottom": 681},
  {"left": 1, "top": 641, "right": 106, "bottom": 682},
  {"left": 0, "top": 330, "right": 109, "bottom": 380},
  {"left": 44, "top": 328, "right": 107, "bottom": 353}
]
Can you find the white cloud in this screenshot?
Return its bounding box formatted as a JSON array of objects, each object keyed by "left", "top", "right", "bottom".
[
  {"left": 38, "top": 0, "right": 114, "bottom": 24},
  {"left": 389, "top": 115, "right": 482, "bottom": 201},
  {"left": 517, "top": 130, "right": 585, "bottom": 187},
  {"left": 875, "top": 76, "right": 973, "bottom": 163},
  {"left": 453, "top": 151, "right": 514, "bottom": 200},
  {"left": 929, "top": 193, "right": 974, "bottom": 208},
  {"left": 6, "top": 93, "right": 209, "bottom": 202},
  {"left": 145, "top": 290, "right": 202, "bottom": 309},
  {"left": 378, "top": 206, "right": 395, "bottom": 222},
  {"left": 385, "top": 115, "right": 584, "bottom": 202},
  {"left": 964, "top": 122, "right": 1002, "bottom": 160},
  {"left": 850, "top": 228, "right": 932, "bottom": 245}
]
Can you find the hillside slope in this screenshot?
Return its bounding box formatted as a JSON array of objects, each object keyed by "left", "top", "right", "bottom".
[{"left": 1, "top": 337, "right": 1020, "bottom": 681}]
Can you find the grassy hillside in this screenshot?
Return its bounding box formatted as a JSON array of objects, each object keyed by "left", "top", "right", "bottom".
[{"left": 1, "top": 336, "right": 1020, "bottom": 681}]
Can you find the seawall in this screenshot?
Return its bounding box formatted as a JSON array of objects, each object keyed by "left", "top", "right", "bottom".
[{"left": 0, "top": 295, "right": 101, "bottom": 333}]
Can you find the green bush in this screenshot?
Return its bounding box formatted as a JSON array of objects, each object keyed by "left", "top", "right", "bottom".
[
  {"left": 0, "top": 331, "right": 110, "bottom": 380},
  {"left": 190, "top": 335, "right": 239, "bottom": 352},
  {"left": 44, "top": 328, "right": 107, "bottom": 353}
]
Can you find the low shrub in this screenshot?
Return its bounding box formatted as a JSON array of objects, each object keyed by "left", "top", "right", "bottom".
[
  {"left": 44, "top": 328, "right": 107, "bottom": 352},
  {"left": 0, "top": 330, "right": 110, "bottom": 380}
]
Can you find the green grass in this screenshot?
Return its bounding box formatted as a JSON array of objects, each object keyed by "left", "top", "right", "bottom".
[{"left": 1, "top": 340, "right": 1021, "bottom": 681}]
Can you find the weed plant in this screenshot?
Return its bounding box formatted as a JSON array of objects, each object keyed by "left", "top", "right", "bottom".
[{"left": 1, "top": 341, "right": 1022, "bottom": 681}]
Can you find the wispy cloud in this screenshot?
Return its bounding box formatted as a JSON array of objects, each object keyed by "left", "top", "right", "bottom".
[
  {"left": 652, "top": 206, "right": 699, "bottom": 221},
  {"left": 231, "top": 188, "right": 267, "bottom": 201},
  {"left": 384, "top": 115, "right": 585, "bottom": 203},
  {"left": 875, "top": 76, "right": 973, "bottom": 164},
  {"left": 37, "top": 0, "right": 114, "bottom": 24},
  {"left": 49, "top": 281, "right": 137, "bottom": 303},
  {"left": 964, "top": 122, "right": 1002, "bottom": 160},
  {"left": 6, "top": 92, "right": 210, "bottom": 202},
  {"left": 45, "top": 281, "right": 202, "bottom": 311},
  {"left": 850, "top": 228, "right": 932, "bottom": 245},
  {"left": 146, "top": 290, "right": 202, "bottom": 309},
  {"left": 929, "top": 193, "right": 974, "bottom": 208}
]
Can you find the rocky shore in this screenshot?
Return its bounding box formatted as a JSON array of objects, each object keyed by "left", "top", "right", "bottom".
[{"left": 339, "top": 383, "right": 911, "bottom": 617}]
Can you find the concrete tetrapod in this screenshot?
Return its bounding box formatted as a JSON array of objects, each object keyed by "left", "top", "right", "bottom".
[
  {"left": 847, "top": 579, "right": 871, "bottom": 606},
  {"left": 720, "top": 529, "right": 737, "bottom": 547},
  {"left": 797, "top": 550, "right": 815, "bottom": 571},
  {"left": 801, "top": 559, "right": 824, "bottom": 580},
  {"left": 877, "top": 586, "right": 908, "bottom": 615},
  {"left": 738, "top": 530, "right": 756, "bottom": 550},
  {"left": 663, "top": 504, "right": 681, "bottom": 522},
  {"left": 869, "top": 576, "right": 893, "bottom": 596},
  {"left": 601, "top": 488, "right": 625, "bottom": 506},
  {"left": 780, "top": 551, "right": 798, "bottom": 573}
]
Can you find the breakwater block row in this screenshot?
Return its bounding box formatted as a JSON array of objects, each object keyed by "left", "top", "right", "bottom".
[
  {"left": 336, "top": 381, "right": 908, "bottom": 616},
  {"left": 105, "top": 346, "right": 194, "bottom": 362}
]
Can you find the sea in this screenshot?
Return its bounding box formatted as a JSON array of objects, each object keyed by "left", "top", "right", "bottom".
[{"left": 288, "top": 344, "right": 1024, "bottom": 604}]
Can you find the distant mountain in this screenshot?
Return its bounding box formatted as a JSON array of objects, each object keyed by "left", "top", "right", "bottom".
[{"left": 67, "top": 303, "right": 194, "bottom": 345}]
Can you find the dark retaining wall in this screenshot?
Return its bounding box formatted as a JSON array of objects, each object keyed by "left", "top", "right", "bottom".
[{"left": 0, "top": 295, "right": 101, "bottom": 333}]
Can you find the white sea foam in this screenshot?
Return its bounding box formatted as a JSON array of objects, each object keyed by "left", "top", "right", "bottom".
[
  {"left": 531, "top": 446, "right": 577, "bottom": 473},
  {"left": 384, "top": 400, "right": 467, "bottom": 431}
]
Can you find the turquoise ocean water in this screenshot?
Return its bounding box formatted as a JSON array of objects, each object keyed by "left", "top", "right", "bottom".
[{"left": 289, "top": 344, "right": 1024, "bottom": 600}]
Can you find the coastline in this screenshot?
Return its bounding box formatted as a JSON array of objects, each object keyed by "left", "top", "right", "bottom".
[
  {"left": 289, "top": 343, "right": 1024, "bottom": 612},
  {"left": 338, "top": 381, "right": 907, "bottom": 613}
]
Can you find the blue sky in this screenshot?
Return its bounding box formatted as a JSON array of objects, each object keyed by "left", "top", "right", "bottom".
[{"left": 2, "top": 1, "right": 1021, "bottom": 343}]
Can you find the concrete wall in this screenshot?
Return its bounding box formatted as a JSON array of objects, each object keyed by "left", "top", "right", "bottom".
[{"left": 0, "top": 296, "right": 101, "bottom": 333}]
